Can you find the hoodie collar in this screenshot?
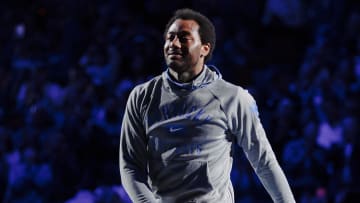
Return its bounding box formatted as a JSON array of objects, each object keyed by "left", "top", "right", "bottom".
[{"left": 162, "top": 65, "right": 222, "bottom": 91}]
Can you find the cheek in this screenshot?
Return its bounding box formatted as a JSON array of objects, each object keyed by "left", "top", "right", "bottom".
[
  {"left": 164, "top": 42, "right": 170, "bottom": 51},
  {"left": 189, "top": 46, "right": 202, "bottom": 58}
]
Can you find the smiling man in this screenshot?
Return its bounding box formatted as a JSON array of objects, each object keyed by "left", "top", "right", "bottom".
[
  {"left": 119, "top": 8, "right": 295, "bottom": 203},
  {"left": 164, "top": 17, "right": 210, "bottom": 82}
]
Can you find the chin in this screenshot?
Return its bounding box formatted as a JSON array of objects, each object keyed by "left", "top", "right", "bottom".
[{"left": 166, "top": 61, "right": 185, "bottom": 71}]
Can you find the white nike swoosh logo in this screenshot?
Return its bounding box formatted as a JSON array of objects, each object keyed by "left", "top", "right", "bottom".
[{"left": 169, "top": 127, "right": 183, "bottom": 132}]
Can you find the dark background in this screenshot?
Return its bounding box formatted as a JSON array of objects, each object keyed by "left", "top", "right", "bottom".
[{"left": 1, "top": 0, "right": 360, "bottom": 202}]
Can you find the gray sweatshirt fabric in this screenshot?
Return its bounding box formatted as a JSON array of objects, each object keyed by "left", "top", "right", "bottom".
[{"left": 119, "top": 65, "right": 295, "bottom": 203}]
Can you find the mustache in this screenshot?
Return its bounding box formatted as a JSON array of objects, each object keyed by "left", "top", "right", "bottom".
[{"left": 167, "top": 49, "right": 184, "bottom": 55}]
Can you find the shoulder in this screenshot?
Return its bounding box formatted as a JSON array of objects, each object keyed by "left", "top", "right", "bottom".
[
  {"left": 209, "top": 78, "right": 254, "bottom": 102},
  {"left": 128, "top": 75, "right": 163, "bottom": 99},
  {"left": 125, "top": 75, "right": 163, "bottom": 113},
  {"left": 209, "top": 78, "right": 259, "bottom": 121}
]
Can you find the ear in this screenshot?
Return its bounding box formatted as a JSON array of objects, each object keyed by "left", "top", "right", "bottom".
[{"left": 200, "top": 43, "right": 210, "bottom": 58}]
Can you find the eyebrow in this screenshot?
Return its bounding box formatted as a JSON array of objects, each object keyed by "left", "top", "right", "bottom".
[{"left": 167, "top": 30, "right": 192, "bottom": 36}]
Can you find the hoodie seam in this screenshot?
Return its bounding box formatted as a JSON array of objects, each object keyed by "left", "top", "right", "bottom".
[{"left": 206, "top": 81, "right": 229, "bottom": 132}]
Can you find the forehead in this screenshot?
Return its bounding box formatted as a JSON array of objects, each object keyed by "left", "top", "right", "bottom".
[{"left": 167, "top": 19, "right": 200, "bottom": 34}]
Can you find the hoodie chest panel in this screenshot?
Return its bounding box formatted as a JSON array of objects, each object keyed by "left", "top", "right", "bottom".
[{"left": 145, "top": 86, "right": 228, "bottom": 160}]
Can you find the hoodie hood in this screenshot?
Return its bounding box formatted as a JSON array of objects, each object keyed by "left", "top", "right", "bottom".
[{"left": 162, "top": 65, "right": 222, "bottom": 92}]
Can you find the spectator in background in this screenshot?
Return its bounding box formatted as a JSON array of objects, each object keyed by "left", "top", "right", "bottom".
[{"left": 263, "top": 0, "right": 306, "bottom": 27}]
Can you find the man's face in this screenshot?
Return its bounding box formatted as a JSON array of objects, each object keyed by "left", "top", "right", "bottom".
[{"left": 164, "top": 19, "right": 209, "bottom": 73}]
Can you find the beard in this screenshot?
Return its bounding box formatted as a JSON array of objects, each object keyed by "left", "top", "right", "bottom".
[
  {"left": 166, "top": 59, "right": 186, "bottom": 72},
  {"left": 165, "top": 55, "right": 198, "bottom": 73}
]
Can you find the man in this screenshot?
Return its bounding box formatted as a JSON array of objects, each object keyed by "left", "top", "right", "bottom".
[{"left": 119, "top": 8, "right": 295, "bottom": 203}]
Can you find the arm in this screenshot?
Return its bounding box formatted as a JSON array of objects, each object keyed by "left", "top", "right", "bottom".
[
  {"left": 233, "top": 90, "right": 295, "bottom": 203},
  {"left": 119, "top": 88, "right": 158, "bottom": 203}
]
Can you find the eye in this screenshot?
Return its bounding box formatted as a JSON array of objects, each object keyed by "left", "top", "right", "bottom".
[
  {"left": 166, "top": 33, "right": 192, "bottom": 43},
  {"left": 166, "top": 34, "right": 175, "bottom": 41},
  {"left": 179, "top": 36, "right": 190, "bottom": 43}
]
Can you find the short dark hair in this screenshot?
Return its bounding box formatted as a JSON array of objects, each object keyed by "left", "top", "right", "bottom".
[{"left": 164, "top": 8, "right": 216, "bottom": 63}]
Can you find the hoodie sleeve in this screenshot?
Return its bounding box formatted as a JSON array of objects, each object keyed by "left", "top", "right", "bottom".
[
  {"left": 230, "top": 89, "right": 295, "bottom": 203},
  {"left": 119, "top": 87, "right": 158, "bottom": 203}
]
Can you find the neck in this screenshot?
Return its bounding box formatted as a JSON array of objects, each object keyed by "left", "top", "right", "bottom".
[{"left": 169, "top": 65, "right": 204, "bottom": 83}]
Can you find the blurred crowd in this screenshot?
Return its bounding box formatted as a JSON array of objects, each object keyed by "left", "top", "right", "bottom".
[{"left": 1, "top": 0, "right": 360, "bottom": 202}]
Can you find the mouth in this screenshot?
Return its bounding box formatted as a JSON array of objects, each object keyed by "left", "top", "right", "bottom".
[
  {"left": 167, "top": 54, "right": 183, "bottom": 60},
  {"left": 167, "top": 51, "right": 184, "bottom": 58}
]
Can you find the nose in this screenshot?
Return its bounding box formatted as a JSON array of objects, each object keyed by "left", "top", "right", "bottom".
[{"left": 169, "top": 36, "right": 181, "bottom": 48}]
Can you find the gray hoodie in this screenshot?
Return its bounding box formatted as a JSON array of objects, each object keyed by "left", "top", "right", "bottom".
[{"left": 119, "top": 65, "right": 295, "bottom": 203}]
